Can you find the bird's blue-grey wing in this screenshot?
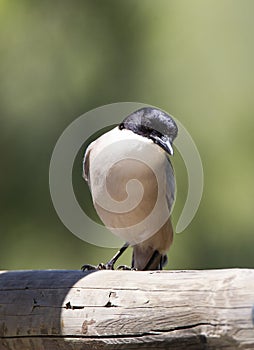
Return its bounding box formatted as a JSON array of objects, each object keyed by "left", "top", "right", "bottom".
[{"left": 165, "top": 156, "right": 175, "bottom": 214}]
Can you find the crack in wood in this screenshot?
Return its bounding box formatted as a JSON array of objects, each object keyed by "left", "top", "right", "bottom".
[
  {"left": 65, "top": 301, "right": 84, "bottom": 310},
  {"left": 151, "top": 321, "right": 226, "bottom": 333},
  {"left": 0, "top": 322, "right": 227, "bottom": 340},
  {"left": 104, "top": 301, "right": 117, "bottom": 307}
]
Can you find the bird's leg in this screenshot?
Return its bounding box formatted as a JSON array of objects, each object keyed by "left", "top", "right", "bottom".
[
  {"left": 104, "top": 242, "right": 130, "bottom": 269},
  {"left": 81, "top": 242, "right": 129, "bottom": 271}
]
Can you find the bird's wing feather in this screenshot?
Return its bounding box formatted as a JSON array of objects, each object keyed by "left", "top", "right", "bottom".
[
  {"left": 165, "top": 156, "right": 175, "bottom": 214},
  {"left": 82, "top": 141, "right": 95, "bottom": 183}
]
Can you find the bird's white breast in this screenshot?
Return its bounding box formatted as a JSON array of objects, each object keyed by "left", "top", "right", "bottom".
[{"left": 85, "top": 127, "right": 174, "bottom": 245}]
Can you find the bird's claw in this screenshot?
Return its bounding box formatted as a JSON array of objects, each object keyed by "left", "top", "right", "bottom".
[
  {"left": 81, "top": 263, "right": 114, "bottom": 271},
  {"left": 81, "top": 264, "right": 97, "bottom": 271},
  {"left": 116, "top": 265, "right": 137, "bottom": 271}
]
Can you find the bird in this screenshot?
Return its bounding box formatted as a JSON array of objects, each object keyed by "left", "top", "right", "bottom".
[{"left": 81, "top": 107, "right": 178, "bottom": 271}]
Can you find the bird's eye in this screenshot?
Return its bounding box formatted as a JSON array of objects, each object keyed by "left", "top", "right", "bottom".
[{"left": 119, "top": 123, "right": 125, "bottom": 130}]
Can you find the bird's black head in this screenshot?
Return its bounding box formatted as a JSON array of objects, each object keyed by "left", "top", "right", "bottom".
[{"left": 119, "top": 107, "right": 178, "bottom": 155}]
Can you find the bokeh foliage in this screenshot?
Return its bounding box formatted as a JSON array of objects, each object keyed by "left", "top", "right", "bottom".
[{"left": 1, "top": 0, "right": 253, "bottom": 269}]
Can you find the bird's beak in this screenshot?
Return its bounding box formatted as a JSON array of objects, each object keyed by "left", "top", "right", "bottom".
[
  {"left": 153, "top": 135, "right": 174, "bottom": 155},
  {"left": 162, "top": 137, "right": 174, "bottom": 155}
]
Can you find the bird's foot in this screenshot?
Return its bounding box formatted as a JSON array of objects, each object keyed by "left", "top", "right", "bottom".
[
  {"left": 81, "top": 262, "right": 114, "bottom": 271},
  {"left": 81, "top": 243, "right": 131, "bottom": 272},
  {"left": 81, "top": 264, "right": 97, "bottom": 271},
  {"left": 116, "top": 265, "right": 137, "bottom": 271}
]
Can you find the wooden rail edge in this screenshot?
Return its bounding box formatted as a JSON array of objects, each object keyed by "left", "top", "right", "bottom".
[{"left": 0, "top": 268, "right": 253, "bottom": 349}]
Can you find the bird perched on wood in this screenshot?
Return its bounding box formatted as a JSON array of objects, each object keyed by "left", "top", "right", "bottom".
[{"left": 81, "top": 107, "right": 178, "bottom": 271}]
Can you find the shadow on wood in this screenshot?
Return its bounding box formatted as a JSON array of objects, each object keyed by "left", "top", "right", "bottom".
[{"left": 0, "top": 269, "right": 253, "bottom": 349}]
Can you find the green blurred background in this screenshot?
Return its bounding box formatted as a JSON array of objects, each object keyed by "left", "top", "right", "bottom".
[{"left": 1, "top": 0, "right": 253, "bottom": 270}]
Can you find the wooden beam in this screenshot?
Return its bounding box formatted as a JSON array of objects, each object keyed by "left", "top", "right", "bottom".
[{"left": 0, "top": 269, "right": 253, "bottom": 349}]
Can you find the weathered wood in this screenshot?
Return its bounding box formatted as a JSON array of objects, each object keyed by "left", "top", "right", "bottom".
[{"left": 0, "top": 269, "right": 253, "bottom": 349}]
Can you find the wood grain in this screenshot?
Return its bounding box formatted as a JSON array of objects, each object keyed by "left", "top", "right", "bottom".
[{"left": 0, "top": 269, "right": 253, "bottom": 349}]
